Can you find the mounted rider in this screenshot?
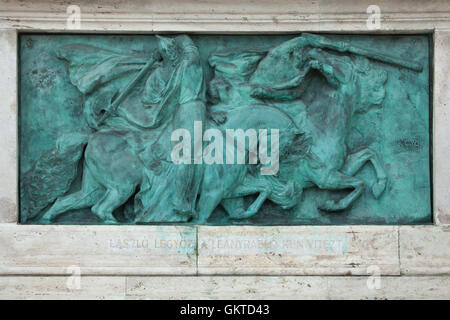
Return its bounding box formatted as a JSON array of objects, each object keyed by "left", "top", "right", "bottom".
[{"left": 139, "top": 35, "right": 207, "bottom": 217}]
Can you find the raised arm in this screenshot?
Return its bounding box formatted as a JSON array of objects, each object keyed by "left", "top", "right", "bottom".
[
  {"left": 250, "top": 47, "right": 353, "bottom": 100},
  {"left": 250, "top": 32, "right": 420, "bottom": 101},
  {"left": 249, "top": 34, "right": 354, "bottom": 99}
]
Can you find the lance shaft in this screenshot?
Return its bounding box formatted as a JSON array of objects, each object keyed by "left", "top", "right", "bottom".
[{"left": 302, "top": 33, "right": 423, "bottom": 72}]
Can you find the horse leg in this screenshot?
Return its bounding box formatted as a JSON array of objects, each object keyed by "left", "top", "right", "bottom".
[
  {"left": 312, "top": 169, "right": 365, "bottom": 211},
  {"left": 196, "top": 188, "right": 224, "bottom": 224},
  {"left": 221, "top": 198, "right": 246, "bottom": 219},
  {"left": 40, "top": 166, "right": 103, "bottom": 223},
  {"left": 91, "top": 186, "right": 136, "bottom": 224},
  {"left": 225, "top": 176, "right": 272, "bottom": 219},
  {"left": 340, "top": 148, "right": 387, "bottom": 199}
]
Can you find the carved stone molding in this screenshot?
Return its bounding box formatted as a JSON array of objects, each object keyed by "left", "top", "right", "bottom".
[{"left": 1, "top": 0, "right": 450, "bottom": 32}]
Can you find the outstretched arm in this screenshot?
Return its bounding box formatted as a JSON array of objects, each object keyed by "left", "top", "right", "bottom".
[
  {"left": 250, "top": 34, "right": 354, "bottom": 100},
  {"left": 297, "top": 33, "right": 421, "bottom": 71},
  {"left": 251, "top": 48, "right": 351, "bottom": 100}
]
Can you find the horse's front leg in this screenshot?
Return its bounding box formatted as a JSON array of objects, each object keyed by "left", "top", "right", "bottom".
[
  {"left": 221, "top": 198, "right": 246, "bottom": 219},
  {"left": 340, "top": 148, "right": 387, "bottom": 199},
  {"left": 91, "top": 185, "right": 137, "bottom": 224},
  {"left": 309, "top": 168, "right": 365, "bottom": 212}
]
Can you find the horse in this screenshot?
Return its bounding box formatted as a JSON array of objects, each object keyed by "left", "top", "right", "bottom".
[
  {"left": 39, "top": 102, "right": 306, "bottom": 224},
  {"left": 194, "top": 104, "right": 308, "bottom": 223}
]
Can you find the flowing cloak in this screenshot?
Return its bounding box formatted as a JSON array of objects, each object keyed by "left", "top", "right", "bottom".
[
  {"left": 57, "top": 43, "right": 156, "bottom": 132},
  {"left": 57, "top": 37, "right": 204, "bottom": 131},
  {"left": 57, "top": 44, "right": 149, "bottom": 96},
  {"left": 140, "top": 35, "right": 205, "bottom": 128},
  {"left": 57, "top": 36, "right": 204, "bottom": 148}
]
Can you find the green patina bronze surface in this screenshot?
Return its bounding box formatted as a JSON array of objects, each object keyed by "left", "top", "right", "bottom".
[{"left": 19, "top": 33, "right": 432, "bottom": 225}]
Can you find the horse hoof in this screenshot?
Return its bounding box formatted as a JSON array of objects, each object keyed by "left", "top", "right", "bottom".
[
  {"left": 372, "top": 178, "right": 387, "bottom": 199},
  {"left": 243, "top": 208, "right": 258, "bottom": 219},
  {"left": 318, "top": 199, "right": 342, "bottom": 212},
  {"left": 175, "top": 208, "right": 194, "bottom": 217},
  {"left": 232, "top": 219, "right": 251, "bottom": 225},
  {"left": 173, "top": 200, "right": 194, "bottom": 217},
  {"left": 39, "top": 211, "right": 55, "bottom": 224},
  {"left": 231, "top": 208, "right": 258, "bottom": 220},
  {"left": 194, "top": 218, "right": 208, "bottom": 224},
  {"left": 229, "top": 208, "right": 247, "bottom": 220}
]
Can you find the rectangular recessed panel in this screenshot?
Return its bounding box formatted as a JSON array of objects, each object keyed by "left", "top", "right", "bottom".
[{"left": 19, "top": 33, "right": 432, "bottom": 225}]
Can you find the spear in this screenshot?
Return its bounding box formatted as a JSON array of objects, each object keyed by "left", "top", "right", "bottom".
[{"left": 301, "top": 33, "right": 423, "bottom": 72}]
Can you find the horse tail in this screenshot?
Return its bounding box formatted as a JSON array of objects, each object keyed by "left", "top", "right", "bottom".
[{"left": 21, "top": 132, "right": 90, "bottom": 222}]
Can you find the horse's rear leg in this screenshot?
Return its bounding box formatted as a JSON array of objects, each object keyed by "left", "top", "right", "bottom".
[
  {"left": 196, "top": 188, "right": 224, "bottom": 224},
  {"left": 340, "top": 148, "right": 387, "bottom": 199},
  {"left": 225, "top": 176, "right": 272, "bottom": 219},
  {"left": 91, "top": 186, "right": 136, "bottom": 224},
  {"left": 313, "top": 169, "right": 365, "bottom": 212},
  {"left": 40, "top": 167, "right": 102, "bottom": 223}
]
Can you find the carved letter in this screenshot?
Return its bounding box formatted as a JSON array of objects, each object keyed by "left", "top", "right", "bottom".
[
  {"left": 171, "top": 129, "right": 191, "bottom": 164},
  {"left": 258, "top": 129, "right": 279, "bottom": 175},
  {"left": 203, "top": 128, "right": 224, "bottom": 164}
]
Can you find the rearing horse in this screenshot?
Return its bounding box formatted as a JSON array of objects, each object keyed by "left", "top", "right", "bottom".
[{"left": 248, "top": 39, "right": 391, "bottom": 211}]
